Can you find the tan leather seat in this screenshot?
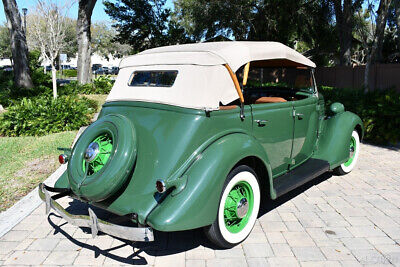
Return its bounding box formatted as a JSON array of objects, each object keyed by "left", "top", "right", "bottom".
[
  {"left": 219, "top": 105, "right": 238, "bottom": 110},
  {"left": 255, "top": 97, "right": 287, "bottom": 104}
]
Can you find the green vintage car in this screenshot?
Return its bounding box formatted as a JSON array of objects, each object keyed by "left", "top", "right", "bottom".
[{"left": 39, "top": 41, "right": 363, "bottom": 248}]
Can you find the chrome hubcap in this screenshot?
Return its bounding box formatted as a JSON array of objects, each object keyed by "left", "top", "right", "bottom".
[
  {"left": 84, "top": 142, "right": 100, "bottom": 162},
  {"left": 349, "top": 146, "right": 355, "bottom": 159},
  {"left": 236, "top": 198, "right": 249, "bottom": 218}
]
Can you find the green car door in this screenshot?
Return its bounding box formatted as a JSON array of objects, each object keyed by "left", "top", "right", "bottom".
[
  {"left": 251, "top": 102, "right": 294, "bottom": 177},
  {"left": 291, "top": 96, "right": 319, "bottom": 169}
]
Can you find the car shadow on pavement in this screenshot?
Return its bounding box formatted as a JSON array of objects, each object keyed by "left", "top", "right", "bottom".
[
  {"left": 258, "top": 171, "right": 332, "bottom": 217},
  {"left": 48, "top": 212, "right": 212, "bottom": 265},
  {"left": 46, "top": 171, "right": 333, "bottom": 265}
]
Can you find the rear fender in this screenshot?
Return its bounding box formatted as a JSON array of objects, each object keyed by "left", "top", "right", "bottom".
[
  {"left": 146, "top": 133, "right": 273, "bottom": 232},
  {"left": 54, "top": 170, "right": 70, "bottom": 189},
  {"left": 314, "top": 111, "right": 364, "bottom": 169}
]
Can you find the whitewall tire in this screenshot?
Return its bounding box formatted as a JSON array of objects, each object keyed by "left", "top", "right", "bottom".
[
  {"left": 204, "top": 165, "right": 261, "bottom": 248},
  {"left": 334, "top": 130, "right": 360, "bottom": 175}
]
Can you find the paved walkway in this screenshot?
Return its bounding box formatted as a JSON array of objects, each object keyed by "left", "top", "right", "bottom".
[{"left": 1, "top": 143, "right": 399, "bottom": 266}]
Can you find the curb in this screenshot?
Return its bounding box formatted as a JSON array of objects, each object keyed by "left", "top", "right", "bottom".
[{"left": 0, "top": 126, "right": 86, "bottom": 238}]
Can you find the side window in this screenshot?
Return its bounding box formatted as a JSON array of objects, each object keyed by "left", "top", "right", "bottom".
[
  {"left": 241, "top": 66, "right": 315, "bottom": 104},
  {"left": 245, "top": 67, "right": 314, "bottom": 91}
]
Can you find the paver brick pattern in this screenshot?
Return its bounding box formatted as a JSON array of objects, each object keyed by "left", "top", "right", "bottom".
[{"left": 0, "top": 143, "right": 399, "bottom": 266}]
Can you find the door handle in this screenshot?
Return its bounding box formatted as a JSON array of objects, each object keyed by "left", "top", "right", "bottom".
[
  {"left": 295, "top": 113, "right": 304, "bottom": 120},
  {"left": 292, "top": 109, "right": 304, "bottom": 120},
  {"left": 255, "top": 119, "right": 268, "bottom": 126}
]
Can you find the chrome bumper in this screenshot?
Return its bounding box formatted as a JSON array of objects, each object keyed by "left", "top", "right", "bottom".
[{"left": 38, "top": 183, "right": 154, "bottom": 242}]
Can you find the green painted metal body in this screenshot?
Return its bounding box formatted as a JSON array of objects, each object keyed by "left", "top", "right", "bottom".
[
  {"left": 313, "top": 109, "right": 363, "bottom": 168},
  {"left": 55, "top": 91, "right": 363, "bottom": 232}
]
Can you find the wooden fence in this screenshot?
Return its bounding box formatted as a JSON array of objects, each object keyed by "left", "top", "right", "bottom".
[{"left": 315, "top": 64, "right": 400, "bottom": 91}]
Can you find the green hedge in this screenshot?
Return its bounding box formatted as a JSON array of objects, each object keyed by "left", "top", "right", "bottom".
[
  {"left": 62, "top": 69, "right": 77, "bottom": 77},
  {"left": 60, "top": 76, "right": 114, "bottom": 95},
  {"left": 319, "top": 86, "right": 400, "bottom": 145},
  {"left": 0, "top": 52, "right": 52, "bottom": 107},
  {"left": 0, "top": 63, "right": 113, "bottom": 107},
  {"left": 0, "top": 95, "right": 97, "bottom": 137}
]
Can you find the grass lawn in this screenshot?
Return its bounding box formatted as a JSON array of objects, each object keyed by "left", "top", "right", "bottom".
[
  {"left": 0, "top": 94, "right": 106, "bottom": 212},
  {"left": 0, "top": 131, "right": 77, "bottom": 211}
]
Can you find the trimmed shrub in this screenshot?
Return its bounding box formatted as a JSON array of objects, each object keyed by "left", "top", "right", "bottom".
[
  {"left": 319, "top": 86, "right": 400, "bottom": 145},
  {"left": 0, "top": 51, "right": 53, "bottom": 107},
  {"left": 63, "top": 69, "right": 77, "bottom": 77},
  {"left": 0, "top": 51, "right": 113, "bottom": 108},
  {"left": 93, "top": 75, "right": 114, "bottom": 94},
  {"left": 29, "top": 50, "right": 53, "bottom": 89},
  {"left": 0, "top": 95, "right": 97, "bottom": 137},
  {"left": 61, "top": 75, "right": 114, "bottom": 95}
]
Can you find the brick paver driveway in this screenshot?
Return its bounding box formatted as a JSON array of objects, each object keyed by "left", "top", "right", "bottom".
[{"left": 1, "top": 143, "right": 399, "bottom": 266}]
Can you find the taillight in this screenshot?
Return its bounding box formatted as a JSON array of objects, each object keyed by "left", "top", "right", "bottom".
[{"left": 59, "top": 154, "right": 68, "bottom": 164}]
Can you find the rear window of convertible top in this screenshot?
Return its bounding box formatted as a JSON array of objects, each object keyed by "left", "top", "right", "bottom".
[{"left": 128, "top": 70, "right": 178, "bottom": 87}]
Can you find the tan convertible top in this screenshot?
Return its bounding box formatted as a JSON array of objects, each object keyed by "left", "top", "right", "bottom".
[
  {"left": 120, "top": 41, "right": 316, "bottom": 71},
  {"left": 108, "top": 42, "right": 316, "bottom": 110}
]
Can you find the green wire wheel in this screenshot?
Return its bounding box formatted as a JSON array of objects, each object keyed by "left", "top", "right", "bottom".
[
  {"left": 343, "top": 135, "right": 356, "bottom": 167},
  {"left": 223, "top": 181, "right": 254, "bottom": 233},
  {"left": 334, "top": 130, "right": 360, "bottom": 175},
  {"left": 68, "top": 114, "right": 137, "bottom": 202},
  {"left": 82, "top": 133, "right": 113, "bottom": 176},
  {"left": 205, "top": 165, "right": 260, "bottom": 248}
]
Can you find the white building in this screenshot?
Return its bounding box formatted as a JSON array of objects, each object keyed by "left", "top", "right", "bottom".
[
  {"left": 41, "top": 53, "right": 122, "bottom": 68},
  {"left": 0, "top": 58, "right": 12, "bottom": 67}
]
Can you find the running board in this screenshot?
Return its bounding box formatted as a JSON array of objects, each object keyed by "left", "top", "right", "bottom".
[{"left": 273, "top": 158, "right": 330, "bottom": 198}]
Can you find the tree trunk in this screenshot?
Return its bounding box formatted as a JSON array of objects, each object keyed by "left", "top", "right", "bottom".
[
  {"left": 364, "top": 59, "right": 371, "bottom": 92},
  {"left": 339, "top": 29, "right": 352, "bottom": 66},
  {"left": 2, "top": 0, "right": 33, "bottom": 88},
  {"left": 364, "top": 0, "right": 392, "bottom": 92},
  {"left": 51, "top": 63, "right": 57, "bottom": 99},
  {"left": 77, "top": 0, "right": 97, "bottom": 84},
  {"left": 332, "top": 0, "right": 363, "bottom": 66},
  {"left": 333, "top": 0, "right": 352, "bottom": 66},
  {"left": 395, "top": 0, "right": 400, "bottom": 51}
]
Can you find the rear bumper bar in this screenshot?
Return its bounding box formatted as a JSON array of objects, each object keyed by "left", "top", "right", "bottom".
[{"left": 38, "top": 183, "right": 154, "bottom": 242}]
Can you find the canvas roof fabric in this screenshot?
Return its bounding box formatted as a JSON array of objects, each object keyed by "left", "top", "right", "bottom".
[
  {"left": 107, "top": 41, "right": 316, "bottom": 110},
  {"left": 122, "top": 41, "right": 316, "bottom": 71},
  {"left": 106, "top": 64, "right": 238, "bottom": 110}
]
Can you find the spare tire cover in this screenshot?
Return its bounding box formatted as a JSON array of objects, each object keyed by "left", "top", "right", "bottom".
[{"left": 68, "top": 114, "right": 137, "bottom": 202}]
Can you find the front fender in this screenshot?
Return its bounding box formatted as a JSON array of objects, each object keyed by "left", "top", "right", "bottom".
[
  {"left": 146, "top": 133, "right": 272, "bottom": 232},
  {"left": 314, "top": 111, "right": 364, "bottom": 168}
]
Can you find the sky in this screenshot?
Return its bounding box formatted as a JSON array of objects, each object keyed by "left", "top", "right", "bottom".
[
  {"left": 0, "top": 0, "right": 377, "bottom": 28},
  {"left": 0, "top": 0, "right": 174, "bottom": 25}
]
